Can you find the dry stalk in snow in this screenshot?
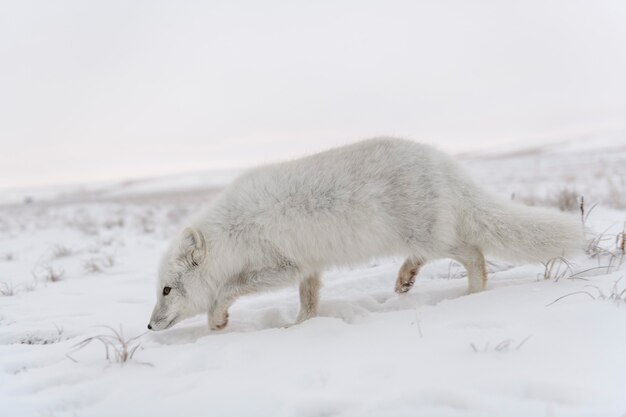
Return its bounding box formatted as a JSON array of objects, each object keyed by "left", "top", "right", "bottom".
[{"left": 68, "top": 326, "right": 146, "bottom": 365}]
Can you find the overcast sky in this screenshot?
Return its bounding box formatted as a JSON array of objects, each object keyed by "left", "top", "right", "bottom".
[{"left": 1, "top": 0, "right": 625, "bottom": 188}]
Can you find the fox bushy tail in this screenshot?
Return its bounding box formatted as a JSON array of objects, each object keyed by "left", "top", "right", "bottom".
[{"left": 464, "top": 193, "right": 584, "bottom": 263}]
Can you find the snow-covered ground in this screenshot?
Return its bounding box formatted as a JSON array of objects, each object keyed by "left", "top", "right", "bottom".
[{"left": 2, "top": 135, "right": 626, "bottom": 417}]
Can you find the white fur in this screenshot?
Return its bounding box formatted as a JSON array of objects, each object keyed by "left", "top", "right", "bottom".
[{"left": 148, "top": 138, "right": 584, "bottom": 331}]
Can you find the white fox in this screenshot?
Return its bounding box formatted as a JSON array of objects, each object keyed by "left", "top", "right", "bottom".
[{"left": 148, "top": 138, "right": 583, "bottom": 331}]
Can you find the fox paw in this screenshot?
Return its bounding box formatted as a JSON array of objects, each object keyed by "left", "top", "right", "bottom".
[
  {"left": 394, "top": 268, "right": 417, "bottom": 294},
  {"left": 209, "top": 311, "right": 229, "bottom": 330}
]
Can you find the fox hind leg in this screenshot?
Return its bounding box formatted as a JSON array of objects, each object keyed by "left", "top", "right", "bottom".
[
  {"left": 395, "top": 256, "right": 424, "bottom": 294},
  {"left": 449, "top": 246, "right": 487, "bottom": 293},
  {"left": 295, "top": 274, "right": 321, "bottom": 324}
]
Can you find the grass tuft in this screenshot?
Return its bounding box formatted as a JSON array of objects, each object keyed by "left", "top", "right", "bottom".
[
  {"left": 50, "top": 244, "right": 73, "bottom": 259},
  {"left": 68, "top": 326, "right": 147, "bottom": 365},
  {"left": 83, "top": 254, "right": 116, "bottom": 273},
  {"left": 20, "top": 324, "right": 65, "bottom": 345},
  {"left": 33, "top": 265, "right": 65, "bottom": 282},
  {"left": 521, "top": 188, "right": 580, "bottom": 211},
  {"left": 0, "top": 281, "right": 16, "bottom": 296},
  {"left": 541, "top": 256, "right": 574, "bottom": 281},
  {"left": 470, "top": 336, "right": 532, "bottom": 353},
  {"left": 547, "top": 277, "right": 626, "bottom": 306}
]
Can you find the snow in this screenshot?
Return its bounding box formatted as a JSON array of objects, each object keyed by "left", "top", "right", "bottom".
[
  {"left": 0, "top": 168, "right": 241, "bottom": 206},
  {"left": 2, "top": 135, "right": 626, "bottom": 417}
]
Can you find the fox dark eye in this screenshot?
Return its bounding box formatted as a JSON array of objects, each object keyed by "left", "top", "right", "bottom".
[{"left": 163, "top": 286, "right": 171, "bottom": 296}]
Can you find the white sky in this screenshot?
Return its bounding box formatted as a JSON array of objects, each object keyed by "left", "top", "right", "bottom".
[{"left": 1, "top": 0, "right": 625, "bottom": 188}]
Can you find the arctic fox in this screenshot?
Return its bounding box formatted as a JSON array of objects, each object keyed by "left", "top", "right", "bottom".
[{"left": 148, "top": 138, "right": 583, "bottom": 331}]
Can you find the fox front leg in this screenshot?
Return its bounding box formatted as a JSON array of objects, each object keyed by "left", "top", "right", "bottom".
[
  {"left": 208, "top": 309, "right": 229, "bottom": 330},
  {"left": 295, "top": 274, "right": 321, "bottom": 324},
  {"left": 208, "top": 264, "right": 301, "bottom": 330}
]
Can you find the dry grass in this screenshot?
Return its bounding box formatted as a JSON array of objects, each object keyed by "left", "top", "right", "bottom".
[
  {"left": 547, "top": 277, "right": 626, "bottom": 306},
  {"left": 103, "top": 217, "right": 125, "bottom": 229},
  {"left": 584, "top": 225, "right": 626, "bottom": 273},
  {"left": 83, "top": 259, "right": 102, "bottom": 273},
  {"left": 615, "top": 223, "right": 626, "bottom": 254},
  {"left": 541, "top": 256, "right": 574, "bottom": 281},
  {"left": 541, "top": 206, "right": 626, "bottom": 281},
  {"left": 579, "top": 197, "right": 625, "bottom": 273},
  {"left": 579, "top": 196, "right": 599, "bottom": 229},
  {"left": 521, "top": 188, "right": 581, "bottom": 212},
  {"left": 50, "top": 244, "right": 73, "bottom": 259},
  {"left": 20, "top": 324, "right": 65, "bottom": 345},
  {"left": 446, "top": 260, "right": 467, "bottom": 279},
  {"left": 470, "top": 336, "right": 532, "bottom": 353},
  {"left": 517, "top": 174, "right": 626, "bottom": 211},
  {"left": 83, "top": 254, "right": 116, "bottom": 273},
  {"left": 553, "top": 188, "right": 580, "bottom": 212},
  {"left": 0, "top": 280, "right": 38, "bottom": 296},
  {"left": 0, "top": 281, "right": 16, "bottom": 296},
  {"left": 68, "top": 326, "right": 146, "bottom": 365},
  {"left": 33, "top": 265, "right": 65, "bottom": 282}
]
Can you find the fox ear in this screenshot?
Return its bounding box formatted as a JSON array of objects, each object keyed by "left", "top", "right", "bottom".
[{"left": 179, "top": 227, "right": 207, "bottom": 266}]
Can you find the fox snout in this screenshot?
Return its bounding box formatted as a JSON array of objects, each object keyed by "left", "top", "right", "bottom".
[
  {"left": 147, "top": 318, "right": 168, "bottom": 331},
  {"left": 147, "top": 316, "right": 166, "bottom": 331},
  {"left": 147, "top": 310, "right": 180, "bottom": 331},
  {"left": 148, "top": 301, "right": 173, "bottom": 331}
]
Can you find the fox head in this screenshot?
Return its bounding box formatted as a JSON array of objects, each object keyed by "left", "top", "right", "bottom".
[{"left": 147, "top": 227, "right": 209, "bottom": 331}]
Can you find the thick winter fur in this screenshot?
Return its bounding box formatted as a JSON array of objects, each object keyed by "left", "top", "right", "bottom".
[{"left": 148, "top": 138, "right": 583, "bottom": 331}]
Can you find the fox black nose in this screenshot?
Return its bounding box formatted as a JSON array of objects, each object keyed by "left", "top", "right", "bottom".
[{"left": 147, "top": 324, "right": 152, "bottom": 330}]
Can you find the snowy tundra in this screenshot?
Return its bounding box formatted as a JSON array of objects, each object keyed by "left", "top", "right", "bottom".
[
  {"left": 148, "top": 138, "right": 583, "bottom": 331},
  {"left": 2, "top": 134, "right": 626, "bottom": 417}
]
